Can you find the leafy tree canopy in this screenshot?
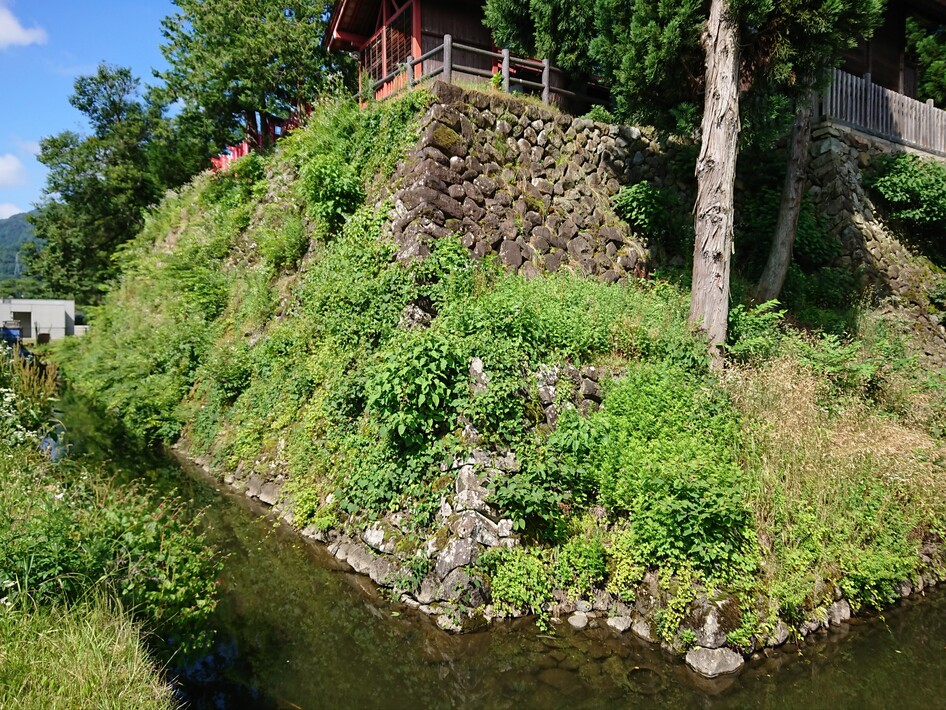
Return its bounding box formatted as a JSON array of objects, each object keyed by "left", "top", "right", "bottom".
[
  {"left": 484, "top": 0, "right": 599, "bottom": 77},
  {"left": 907, "top": 15, "right": 946, "bottom": 108},
  {"left": 157, "top": 0, "right": 354, "bottom": 148},
  {"left": 588, "top": 0, "right": 882, "bottom": 133},
  {"left": 28, "top": 64, "right": 211, "bottom": 303}
]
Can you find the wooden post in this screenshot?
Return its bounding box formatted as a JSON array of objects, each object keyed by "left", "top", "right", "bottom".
[
  {"left": 443, "top": 34, "right": 453, "bottom": 84},
  {"left": 381, "top": 0, "right": 389, "bottom": 84},
  {"left": 542, "top": 57, "right": 550, "bottom": 104},
  {"left": 502, "top": 48, "right": 510, "bottom": 93},
  {"left": 862, "top": 72, "right": 870, "bottom": 129},
  {"left": 407, "top": 55, "right": 414, "bottom": 88}
]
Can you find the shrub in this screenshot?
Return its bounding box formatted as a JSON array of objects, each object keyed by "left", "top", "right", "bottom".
[
  {"left": 797, "top": 333, "right": 879, "bottom": 397},
  {"left": 480, "top": 547, "right": 552, "bottom": 623},
  {"left": 301, "top": 152, "right": 364, "bottom": 233},
  {"left": 613, "top": 181, "right": 690, "bottom": 251},
  {"left": 588, "top": 363, "right": 754, "bottom": 576},
  {"left": 726, "top": 300, "right": 785, "bottom": 363},
  {"left": 555, "top": 534, "right": 607, "bottom": 599},
  {"left": 0, "top": 454, "right": 220, "bottom": 657},
  {"left": 200, "top": 152, "right": 265, "bottom": 209},
  {"left": 583, "top": 104, "right": 615, "bottom": 123},
  {"left": 258, "top": 213, "right": 310, "bottom": 270},
  {"left": 870, "top": 153, "right": 946, "bottom": 229},
  {"left": 365, "top": 329, "right": 468, "bottom": 452}
]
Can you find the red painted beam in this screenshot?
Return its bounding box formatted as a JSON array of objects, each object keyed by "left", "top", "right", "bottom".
[{"left": 412, "top": 0, "right": 422, "bottom": 80}]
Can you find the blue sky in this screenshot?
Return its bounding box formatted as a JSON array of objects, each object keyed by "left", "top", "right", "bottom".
[{"left": 0, "top": 0, "right": 175, "bottom": 218}]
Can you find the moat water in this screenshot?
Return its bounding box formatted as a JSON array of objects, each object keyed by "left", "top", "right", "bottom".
[{"left": 59, "top": 392, "right": 946, "bottom": 710}]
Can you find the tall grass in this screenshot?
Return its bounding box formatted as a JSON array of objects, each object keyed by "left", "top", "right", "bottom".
[
  {"left": 0, "top": 596, "right": 175, "bottom": 709},
  {"left": 729, "top": 352, "right": 946, "bottom": 614}
]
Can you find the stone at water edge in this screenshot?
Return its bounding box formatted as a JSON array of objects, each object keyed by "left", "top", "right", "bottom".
[
  {"left": 606, "top": 616, "right": 632, "bottom": 633},
  {"left": 766, "top": 620, "right": 790, "bottom": 647},
  {"left": 685, "top": 647, "right": 744, "bottom": 678},
  {"left": 568, "top": 612, "right": 589, "bottom": 630},
  {"left": 631, "top": 618, "right": 657, "bottom": 643},
  {"left": 434, "top": 537, "right": 478, "bottom": 581},
  {"left": 827, "top": 599, "right": 851, "bottom": 626}
]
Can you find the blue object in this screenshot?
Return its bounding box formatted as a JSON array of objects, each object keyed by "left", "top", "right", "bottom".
[{"left": 1, "top": 322, "right": 20, "bottom": 343}]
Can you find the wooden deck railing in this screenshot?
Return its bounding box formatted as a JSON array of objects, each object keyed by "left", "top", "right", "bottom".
[
  {"left": 363, "top": 34, "right": 604, "bottom": 106},
  {"left": 819, "top": 68, "right": 946, "bottom": 156}
]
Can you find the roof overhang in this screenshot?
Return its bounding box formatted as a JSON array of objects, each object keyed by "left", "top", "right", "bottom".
[{"left": 326, "top": 0, "right": 382, "bottom": 51}]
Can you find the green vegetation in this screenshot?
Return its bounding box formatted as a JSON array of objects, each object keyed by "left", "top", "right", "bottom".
[
  {"left": 733, "top": 157, "right": 857, "bottom": 333},
  {"left": 869, "top": 152, "right": 946, "bottom": 259},
  {"left": 29, "top": 64, "right": 213, "bottom": 303},
  {"left": 56, "top": 88, "right": 946, "bottom": 649},
  {"left": 0, "top": 211, "right": 34, "bottom": 281},
  {"left": 0, "top": 342, "right": 219, "bottom": 702},
  {"left": 159, "top": 0, "right": 354, "bottom": 149},
  {"left": 907, "top": 15, "right": 946, "bottom": 109},
  {"left": 0, "top": 597, "right": 176, "bottom": 709}
]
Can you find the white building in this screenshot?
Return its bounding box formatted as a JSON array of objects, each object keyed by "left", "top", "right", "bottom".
[{"left": 0, "top": 298, "right": 76, "bottom": 341}]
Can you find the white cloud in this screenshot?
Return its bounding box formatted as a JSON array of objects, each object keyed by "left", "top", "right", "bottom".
[
  {"left": 0, "top": 4, "right": 47, "bottom": 50},
  {"left": 0, "top": 203, "right": 24, "bottom": 219},
  {"left": 0, "top": 153, "right": 26, "bottom": 186}
]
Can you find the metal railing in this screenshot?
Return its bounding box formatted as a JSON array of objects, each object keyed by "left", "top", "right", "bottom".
[
  {"left": 819, "top": 67, "right": 946, "bottom": 156},
  {"left": 364, "top": 34, "right": 605, "bottom": 106}
]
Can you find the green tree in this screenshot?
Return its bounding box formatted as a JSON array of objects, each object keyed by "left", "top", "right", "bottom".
[
  {"left": 591, "top": 0, "right": 705, "bottom": 131},
  {"left": 483, "top": 0, "right": 598, "bottom": 77},
  {"left": 753, "top": 0, "right": 883, "bottom": 304},
  {"left": 585, "top": 1, "right": 881, "bottom": 356},
  {"left": 158, "top": 0, "right": 354, "bottom": 150},
  {"left": 907, "top": 16, "right": 946, "bottom": 108},
  {"left": 30, "top": 66, "right": 156, "bottom": 302},
  {"left": 28, "top": 64, "right": 208, "bottom": 303}
]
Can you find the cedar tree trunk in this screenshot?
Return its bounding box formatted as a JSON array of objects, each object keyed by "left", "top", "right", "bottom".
[
  {"left": 754, "top": 96, "right": 814, "bottom": 303},
  {"left": 690, "top": 0, "right": 742, "bottom": 367}
]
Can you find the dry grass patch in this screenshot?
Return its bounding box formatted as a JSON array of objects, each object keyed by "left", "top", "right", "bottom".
[{"left": 726, "top": 355, "right": 946, "bottom": 613}]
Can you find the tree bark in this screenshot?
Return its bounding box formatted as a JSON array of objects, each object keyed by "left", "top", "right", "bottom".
[
  {"left": 753, "top": 95, "right": 814, "bottom": 303},
  {"left": 689, "top": 0, "right": 742, "bottom": 367}
]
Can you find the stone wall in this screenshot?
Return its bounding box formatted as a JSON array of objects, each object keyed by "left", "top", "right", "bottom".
[
  {"left": 191, "top": 99, "right": 946, "bottom": 677},
  {"left": 381, "top": 81, "right": 676, "bottom": 280},
  {"left": 808, "top": 122, "right": 946, "bottom": 367}
]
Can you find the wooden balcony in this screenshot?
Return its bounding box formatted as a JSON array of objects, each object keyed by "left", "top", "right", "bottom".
[
  {"left": 818, "top": 68, "right": 946, "bottom": 157},
  {"left": 361, "top": 33, "right": 606, "bottom": 107}
]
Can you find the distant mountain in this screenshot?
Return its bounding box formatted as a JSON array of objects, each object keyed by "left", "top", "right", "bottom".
[{"left": 0, "top": 212, "right": 36, "bottom": 281}]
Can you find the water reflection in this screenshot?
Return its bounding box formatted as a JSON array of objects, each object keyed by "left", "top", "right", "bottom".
[
  {"left": 56, "top": 391, "right": 946, "bottom": 710},
  {"left": 185, "top": 474, "right": 946, "bottom": 710}
]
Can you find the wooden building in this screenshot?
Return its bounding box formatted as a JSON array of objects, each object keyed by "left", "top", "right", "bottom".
[
  {"left": 326, "top": 0, "right": 946, "bottom": 155},
  {"left": 823, "top": 0, "right": 946, "bottom": 156},
  {"left": 327, "top": 0, "right": 496, "bottom": 99},
  {"left": 842, "top": 0, "right": 946, "bottom": 97}
]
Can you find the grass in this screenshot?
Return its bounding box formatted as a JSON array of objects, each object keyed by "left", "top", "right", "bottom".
[
  {"left": 0, "top": 596, "right": 175, "bottom": 709},
  {"left": 0, "top": 340, "right": 218, "bottom": 705},
  {"left": 54, "top": 85, "right": 946, "bottom": 642},
  {"left": 729, "top": 348, "right": 946, "bottom": 615}
]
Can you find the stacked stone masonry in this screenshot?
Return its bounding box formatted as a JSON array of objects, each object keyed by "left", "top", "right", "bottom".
[
  {"left": 381, "top": 82, "right": 671, "bottom": 280},
  {"left": 808, "top": 123, "right": 946, "bottom": 367},
  {"left": 188, "top": 99, "right": 946, "bottom": 678}
]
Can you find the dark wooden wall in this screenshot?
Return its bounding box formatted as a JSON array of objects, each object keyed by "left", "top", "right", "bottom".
[
  {"left": 842, "top": 4, "right": 914, "bottom": 95},
  {"left": 420, "top": 2, "right": 494, "bottom": 80}
]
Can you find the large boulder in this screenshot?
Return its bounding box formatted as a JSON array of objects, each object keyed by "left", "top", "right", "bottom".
[{"left": 685, "top": 647, "right": 744, "bottom": 678}]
